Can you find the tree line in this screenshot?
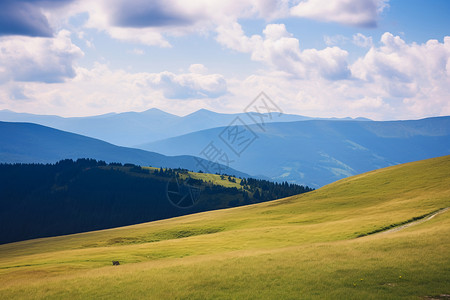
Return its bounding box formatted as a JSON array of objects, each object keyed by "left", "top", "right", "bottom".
[{"left": 0, "top": 159, "right": 313, "bottom": 244}]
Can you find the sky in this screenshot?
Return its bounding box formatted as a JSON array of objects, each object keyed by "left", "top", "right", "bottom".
[{"left": 0, "top": 0, "right": 449, "bottom": 120}]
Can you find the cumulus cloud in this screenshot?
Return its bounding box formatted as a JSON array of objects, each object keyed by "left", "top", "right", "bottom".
[
  {"left": 77, "top": 0, "right": 187, "bottom": 47},
  {"left": 189, "top": 64, "right": 208, "bottom": 74},
  {"left": 351, "top": 33, "right": 450, "bottom": 116},
  {"left": 75, "top": 0, "right": 291, "bottom": 47},
  {"left": 74, "top": 63, "right": 227, "bottom": 101},
  {"left": 217, "top": 23, "right": 351, "bottom": 80},
  {"left": 0, "top": 0, "right": 283, "bottom": 46},
  {"left": 0, "top": 0, "right": 75, "bottom": 37},
  {"left": 324, "top": 34, "right": 348, "bottom": 46},
  {"left": 1, "top": 1, "right": 448, "bottom": 121},
  {"left": 0, "top": 2, "right": 52, "bottom": 37},
  {"left": 220, "top": 32, "right": 450, "bottom": 120},
  {"left": 291, "top": 0, "right": 389, "bottom": 27},
  {"left": 216, "top": 21, "right": 261, "bottom": 53},
  {"left": 3, "top": 0, "right": 386, "bottom": 48},
  {"left": 226, "top": 68, "right": 398, "bottom": 120},
  {"left": 2, "top": 32, "right": 449, "bottom": 120},
  {"left": 105, "top": 27, "right": 171, "bottom": 47},
  {"left": 148, "top": 70, "right": 227, "bottom": 99},
  {"left": 352, "top": 33, "right": 373, "bottom": 48},
  {"left": 0, "top": 30, "right": 84, "bottom": 83},
  {"left": 108, "top": 0, "right": 194, "bottom": 28},
  {"left": 352, "top": 33, "right": 450, "bottom": 89},
  {"left": 0, "top": 63, "right": 228, "bottom": 116}
]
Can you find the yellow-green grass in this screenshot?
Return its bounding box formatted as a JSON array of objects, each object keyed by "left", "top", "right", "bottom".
[
  {"left": 143, "top": 166, "right": 244, "bottom": 189},
  {"left": 1, "top": 156, "right": 449, "bottom": 299},
  {"left": 186, "top": 171, "right": 243, "bottom": 188}
]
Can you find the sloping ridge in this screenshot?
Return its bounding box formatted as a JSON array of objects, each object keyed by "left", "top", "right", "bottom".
[
  {"left": 0, "top": 155, "right": 449, "bottom": 299},
  {"left": 380, "top": 207, "right": 449, "bottom": 235},
  {"left": 138, "top": 116, "right": 450, "bottom": 187},
  {"left": 2, "top": 155, "right": 449, "bottom": 252},
  {"left": 0, "top": 121, "right": 248, "bottom": 177}
]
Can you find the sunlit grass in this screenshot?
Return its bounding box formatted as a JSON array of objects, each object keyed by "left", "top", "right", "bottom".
[
  {"left": 0, "top": 155, "right": 449, "bottom": 299},
  {"left": 143, "top": 166, "right": 244, "bottom": 189}
]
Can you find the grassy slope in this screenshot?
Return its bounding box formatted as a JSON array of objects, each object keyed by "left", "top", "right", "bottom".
[
  {"left": 0, "top": 156, "right": 449, "bottom": 299},
  {"left": 143, "top": 166, "right": 244, "bottom": 188}
]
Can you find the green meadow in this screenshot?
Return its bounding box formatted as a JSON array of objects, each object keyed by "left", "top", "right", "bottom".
[
  {"left": 0, "top": 156, "right": 449, "bottom": 299},
  {"left": 143, "top": 166, "right": 244, "bottom": 188}
]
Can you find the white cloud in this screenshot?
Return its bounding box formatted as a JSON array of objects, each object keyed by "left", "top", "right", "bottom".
[
  {"left": 109, "top": 26, "right": 172, "bottom": 47},
  {"left": 324, "top": 34, "right": 348, "bottom": 46},
  {"left": 291, "top": 0, "right": 389, "bottom": 27},
  {"left": 0, "top": 0, "right": 448, "bottom": 122},
  {"left": 219, "top": 32, "right": 450, "bottom": 120},
  {"left": 352, "top": 33, "right": 373, "bottom": 48},
  {"left": 74, "top": 0, "right": 291, "bottom": 47},
  {"left": 1, "top": 0, "right": 388, "bottom": 49},
  {"left": 0, "top": 63, "right": 229, "bottom": 116},
  {"left": 217, "top": 23, "right": 351, "bottom": 80},
  {"left": 352, "top": 33, "right": 450, "bottom": 87},
  {"left": 0, "top": 0, "right": 77, "bottom": 37},
  {"left": 351, "top": 33, "right": 450, "bottom": 116},
  {"left": 216, "top": 21, "right": 262, "bottom": 53},
  {"left": 148, "top": 70, "right": 227, "bottom": 99},
  {"left": 225, "top": 70, "right": 396, "bottom": 120},
  {"left": 0, "top": 30, "right": 83, "bottom": 83},
  {"left": 2, "top": 31, "right": 449, "bottom": 121},
  {"left": 189, "top": 64, "right": 208, "bottom": 74}
]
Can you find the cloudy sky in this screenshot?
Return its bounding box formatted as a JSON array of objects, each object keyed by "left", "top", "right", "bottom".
[{"left": 0, "top": 0, "right": 449, "bottom": 120}]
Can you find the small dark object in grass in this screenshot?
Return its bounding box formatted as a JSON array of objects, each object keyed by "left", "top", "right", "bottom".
[{"left": 112, "top": 261, "right": 120, "bottom": 266}]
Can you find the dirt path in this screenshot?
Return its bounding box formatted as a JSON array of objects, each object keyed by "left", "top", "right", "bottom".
[{"left": 380, "top": 207, "right": 449, "bottom": 235}]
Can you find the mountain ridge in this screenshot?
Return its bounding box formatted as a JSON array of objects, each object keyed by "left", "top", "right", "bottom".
[
  {"left": 0, "top": 108, "right": 371, "bottom": 146},
  {"left": 0, "top": 121, "right": 248, "bottom": 178},
  {"left": 138, "top": 116, "right": 450, "bottom": 187}
]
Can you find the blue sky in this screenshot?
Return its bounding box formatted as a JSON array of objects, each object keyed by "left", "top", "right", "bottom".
[{"left": 0, "top": 0, "right": 449, "bottom": 120}]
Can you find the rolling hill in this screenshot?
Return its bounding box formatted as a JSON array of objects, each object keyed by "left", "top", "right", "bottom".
[
  {"left": 0, "top": 121, "right": 248, "bottom": 178},
  {"left": 0, "top": 155, "right": 449, "bottom": 299},
  {"left": 0, "top": 108, "right": 369, "bottom": 147},
  {"left": 0, "top": 159, "right": 310, "bottom": 244},
  {"left": 138, "top": 116, "right": 450, "bottom": 187}
]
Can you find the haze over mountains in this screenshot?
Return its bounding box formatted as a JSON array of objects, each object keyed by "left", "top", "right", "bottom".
[
  {"left": 0, "top": 109, "right": 369, "bottom": 147},
  {"left": 1, "top": 109, "right": 449, "bottom": 187},
  {"left": 0, "top": 121, "right": 248, "bottom": 178},
  {"left": 139, "top": 117, "right": 450, "bottom": 187}
]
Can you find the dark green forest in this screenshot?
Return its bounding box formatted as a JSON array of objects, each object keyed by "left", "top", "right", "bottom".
[{"left": 0, "top": 159, "right": 313, "bottom": 244}]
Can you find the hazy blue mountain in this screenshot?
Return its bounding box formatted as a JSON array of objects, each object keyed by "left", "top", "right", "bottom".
[
  {"left": 138, "top": 117, "right": 450, "bottom": 187},
  {"left": 0, "top": 109, "right": 179, "bottom": 147},
  {"left": 0, "top": 109, "right": 369, "bottom": 147},
  {"left": 0, "top": 121, "right": 248, "bottom": 178}
]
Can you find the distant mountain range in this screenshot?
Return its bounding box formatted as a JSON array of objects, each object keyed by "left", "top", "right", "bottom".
[
  {"left": 0, "top": 121, "right": 248, "bottom": 178},
  {"left": 0, "top": 109, "right": 370, "bottom": 147},
  {"left": 138, "top": 117, "right": 450, "bottom": 187},
  {"left": 2, "top": 109, "right": 448, "bottom": 188}
]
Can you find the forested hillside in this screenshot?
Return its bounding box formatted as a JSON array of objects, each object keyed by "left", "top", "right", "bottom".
[{"left": 0, "top": 159, "right": 312, "bottom": 244}]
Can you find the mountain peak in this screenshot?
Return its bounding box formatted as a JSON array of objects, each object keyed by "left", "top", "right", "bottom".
[
  {"left": 141, "top": 108, "right": 179, "bottom": 118},
  {"left": 143, "top": 108, "right": 166, "bottom": 113},
  {"left": 184, "top": 108, "right": 221, "bottom": 118}
]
